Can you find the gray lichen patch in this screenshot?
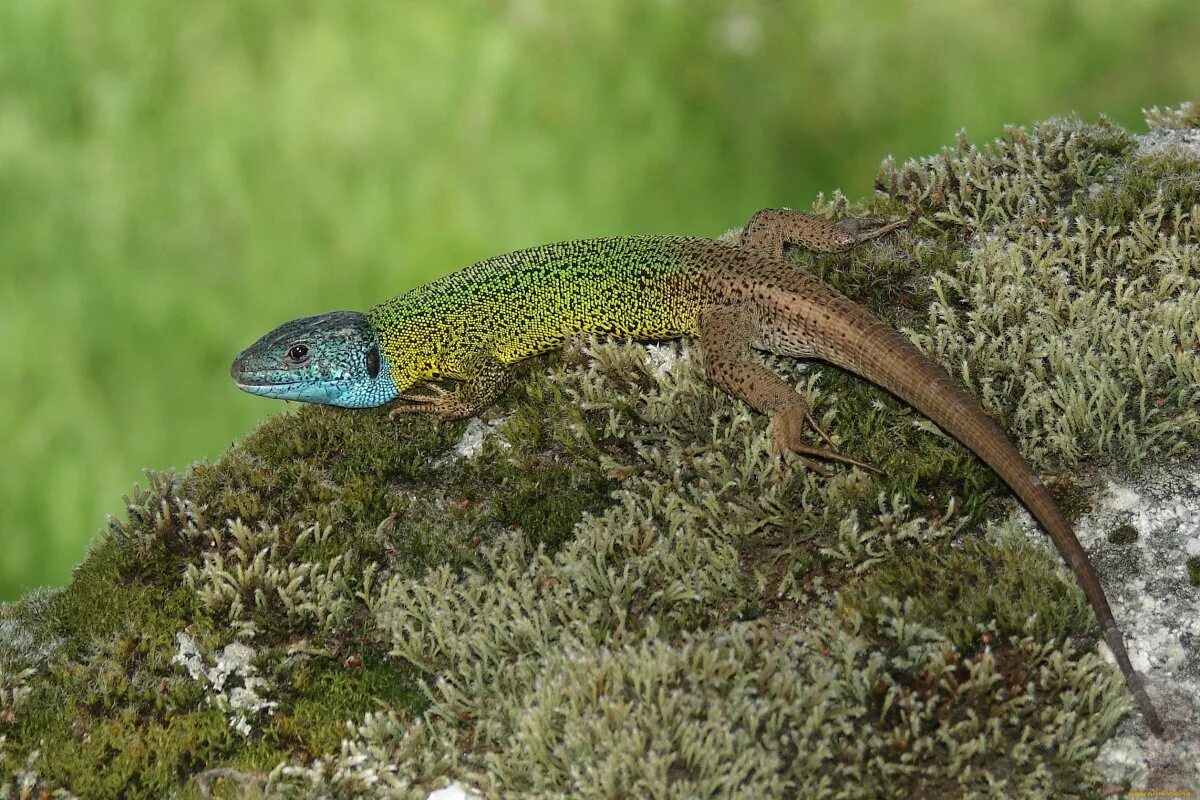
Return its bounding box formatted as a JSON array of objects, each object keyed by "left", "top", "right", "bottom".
[
  {"left": 3, "top": 105, "right": 1199, "bottom": 798},
  {"left": 1044, "top": 463, "right": 1200, "bottom": 790},
  {"left": 173, "top": 634, "right": 278, "bottom": 737},
  {"left": 1140, "top": 101, "right": 1200, "bottom": 157}
]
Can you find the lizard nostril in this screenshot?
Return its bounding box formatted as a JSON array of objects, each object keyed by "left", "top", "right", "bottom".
[{"left": 231, "top": 352, "right": 248, "bottom": 377}]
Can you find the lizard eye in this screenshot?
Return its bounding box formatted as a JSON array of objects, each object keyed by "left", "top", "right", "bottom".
[{"left": 288, "top": 344, "right": 309, "bottom": 362}]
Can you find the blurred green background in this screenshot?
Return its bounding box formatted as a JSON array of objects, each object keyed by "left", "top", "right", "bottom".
[{"left": 1, "top": 0, "right": 1198, "bottom": 601}]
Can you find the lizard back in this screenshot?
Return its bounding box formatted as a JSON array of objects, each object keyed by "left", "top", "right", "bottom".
[{"left": 367, "top": 236, "right": 717, "bottom": 383}]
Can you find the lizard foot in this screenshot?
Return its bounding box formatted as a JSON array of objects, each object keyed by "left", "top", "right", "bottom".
[
  {"left": 388, "top": 385, "right": 474, "bottom": 425},
  {"left": 768, "top": 404, "right": 883, "bottom": 476},
  {"left": 834, "top": 216, "right": 908, "bottom": 245}
]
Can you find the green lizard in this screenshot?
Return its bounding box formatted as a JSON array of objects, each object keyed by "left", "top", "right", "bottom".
[{"left": 231, "top": 208, "right": 1163, "bottom": 735}]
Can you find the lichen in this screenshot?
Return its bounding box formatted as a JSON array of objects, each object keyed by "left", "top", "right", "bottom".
[
  {"left": 173, "top": 634, "right": 279, "bottom": 737},
  {"left": 2, "top": 104, "right": 1198, "bottom": 798}
]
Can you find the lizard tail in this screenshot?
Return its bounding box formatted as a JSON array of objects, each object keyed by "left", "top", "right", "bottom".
[{"left": 816, "top": 311, "right": 1164, "bottom": 735}]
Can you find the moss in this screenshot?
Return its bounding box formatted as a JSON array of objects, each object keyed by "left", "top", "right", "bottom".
[
  {"left": 844, "top": 532, "right": 1094, "bottom": 650},
  {"left": 1108, "top": 524, "right": 1140, "bottom": 545},
  {"left": 450, "top": 376, "right": 617, "bottom": 554},
  {"left": 876, "top": 115, "right": 1135, "bottom": 232},
  {"left": 1188, "top": 556, "right": 1200, "bottom": 588},
  {"left": 267, "top": 655, "right": 422, "bottom": 758},
  {"left": 1078, "top": 148, "right": 1200, "bottom": 228},
  {"left": 10, "top": 665, "right": 238, "bottom": 798},
  {"left": 1144, "top": 101, "right": 1200, "bottom": 130},
  {"left": 4, "top": 110, "right": 1197, "bottom": 798}
]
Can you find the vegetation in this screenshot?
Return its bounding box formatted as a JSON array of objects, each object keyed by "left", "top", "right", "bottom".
[
  {"left": 5, "top": 1, "right": 1200, "bottom": 599},
  {"left": 2, "top": 107, "right": 1196, "bottom": 798}
]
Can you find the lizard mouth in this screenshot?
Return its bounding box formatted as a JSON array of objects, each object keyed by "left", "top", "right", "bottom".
[
  {"left": 231, "top": 362, "right": 363, "bottom": 405},
  {"left": 230, "top": 353, "right": 304, "bottom": 390},
  {"left": 233, "top": 376, "right": 287, "bottom": 388},
  {"left": 231, "top": 363, "right": 313, "bottom": 395},
  {"left": 234, "top": 377, "right": 301, "bottom": 396}
]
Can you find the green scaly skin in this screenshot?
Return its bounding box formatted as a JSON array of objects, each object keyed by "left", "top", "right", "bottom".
[
  {"left": 369, "top": 236, "right": 709, "bottom": 388},
  {"left": 231, "top": 209, "right": 1163, "bottom": 736}
]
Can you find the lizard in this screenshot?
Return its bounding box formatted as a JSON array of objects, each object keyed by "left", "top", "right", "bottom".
[{"left": 230, "top": 208, "right": 1163, "bottom": 735}]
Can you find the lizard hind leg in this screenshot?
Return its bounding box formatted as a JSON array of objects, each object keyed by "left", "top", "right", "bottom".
[
  {"left": 699, "top": 304, "right": 880, "bottom": 475},
  {"left": 768, "top": 401, "right": 883, "bottom": 476},
  {"left": 740, "top": 207, "right": 907, "bottom": 258}
]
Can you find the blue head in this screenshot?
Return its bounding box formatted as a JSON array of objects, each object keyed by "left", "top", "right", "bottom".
[{"left": 231, "top": 311, "right": 399, "bottom": 408}]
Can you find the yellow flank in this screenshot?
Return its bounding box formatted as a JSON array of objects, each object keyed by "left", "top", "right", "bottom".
[{"left": 366, "top": 236, "right": 713, "bottom": 389}]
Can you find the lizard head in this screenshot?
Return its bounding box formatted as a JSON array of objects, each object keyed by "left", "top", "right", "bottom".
[{"left": 231, "top": 311, "right": 399, "bottom": 408}]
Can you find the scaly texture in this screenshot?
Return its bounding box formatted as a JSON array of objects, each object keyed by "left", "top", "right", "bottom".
[{"left": 369, "top": 237, "right": 704, "bottom": 379}]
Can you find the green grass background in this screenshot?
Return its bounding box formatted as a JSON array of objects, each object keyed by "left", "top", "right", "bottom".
[{"left": 1, "top": 0, "right": 1198, "bottom": 601}]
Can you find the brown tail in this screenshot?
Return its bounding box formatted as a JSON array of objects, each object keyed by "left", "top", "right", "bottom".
[{"left": 818, "top": 309, "right": 1163, "bottom": 735}]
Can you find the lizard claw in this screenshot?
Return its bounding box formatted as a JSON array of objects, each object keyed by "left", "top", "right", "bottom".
[
  {"left": 389, "top": 402, "right": 430, "bottom": 417},
  {"left": 803, "top": 410, "right": 838, "bottom": 451},
  {"left": 835, "top": 216, "right": 908, "bottom": 245},
  {"left": 388, "top": 394, "right": 473, "bottom": 426},
  {"left": 389, "top": 383, "right": 465, "bottom": 426},
  {"left": 389, "top": 402, "right": 439, "bottom": 428},
  {"left": 787, "top": 441, "right": 884, "bottom": 476},
  {"left": 796, "top": 457, "right": 833, "bottom": 477},
  {"left": 769, "top": 405, "right": 884, "bottom": 476}
]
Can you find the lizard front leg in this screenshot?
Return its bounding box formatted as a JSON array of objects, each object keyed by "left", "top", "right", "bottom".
[
  {"left": 741, "top": 207, "right": 906, "bottom": 259},
  {"left": 388, "top": 355, "right": 511, "bottom": 424},
  {"left": 699, "top": 304, "right": 880, "bottom": 475}
]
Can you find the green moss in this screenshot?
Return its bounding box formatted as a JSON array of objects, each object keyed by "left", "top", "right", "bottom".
[
  {"left": 845, "top": 533, "right": 1094, "bottom": 650},
  {"left": 806, "top": 197, "right": 947, "bottom": 327},
  {"left": 1188, "top": 556, "right": 1200, "bottom": 587},
  {"left": 4, "top": 111, "right": 1196, "bottom": 797},
  {"left": 450, "top": 368, "right": 618, "bottom": 554},
  {"left": 10, "top": 664, "right": 238, "bottom": 799},
  {"left": 268, "top": 655, "right": 422, "bottom": 758},
  {"left": 1108, "top": 524, "right": 1140, "bottom": 545},
  {"left": 1078, "top": 148, "right": 1200, "bottom": 228},
  {"left": 877, "top": 115, "right": 1135, "bottom": 232},
  {"left": 476, "top": 452, "right": 612, "bottom": 553},
  {"left": 818, "top": 371, "right": 1004, "bottom": 522}
]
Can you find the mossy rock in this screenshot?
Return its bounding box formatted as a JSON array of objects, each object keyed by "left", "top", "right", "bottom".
[{"left": 3, "top": 106, "right": 1199, "bottom": 799}]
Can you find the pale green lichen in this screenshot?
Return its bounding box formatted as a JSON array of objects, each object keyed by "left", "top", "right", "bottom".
[
  {"left": 2, "top": 105, "right": 1198, "bottom": 798},
  {"left": 278, "top": 613, "right": 1123, "bottom": 799},
  {"left": 183, "top": 521, "right": 360, "bottom": 641}
]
